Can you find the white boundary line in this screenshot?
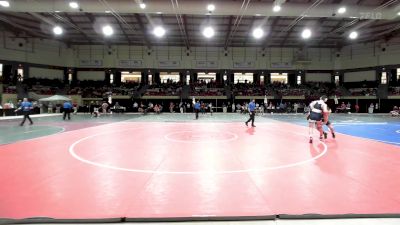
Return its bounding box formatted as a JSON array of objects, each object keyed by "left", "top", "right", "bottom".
[
  {"left": 0, "top": 113, "right": 63, "bottom": 120},
  {"left": 69, "top": 124, "right": 328, "bottom": 175}
]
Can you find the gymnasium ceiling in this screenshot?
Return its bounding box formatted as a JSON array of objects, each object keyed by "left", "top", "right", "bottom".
[{"left": 0, "top": 0, "right": 399, "bottom": 49}]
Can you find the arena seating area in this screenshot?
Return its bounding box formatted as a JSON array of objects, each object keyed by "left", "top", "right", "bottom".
[
  {"left": 2, "top": 75, "right": 400, "bottom": 114},
  {"left": 190, "top": 81, "right": 225, "bottom": 96},
  {"left": 144, "top": 82, "right": 183, "bottom": 96},
  {"left": 389, "top": 86, "right": 400, "bottom": 95},
  {"left": 232, "top": 83, "right": 267, "bottom": 96}
]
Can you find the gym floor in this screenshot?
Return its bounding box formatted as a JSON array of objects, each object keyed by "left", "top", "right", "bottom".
[{"left": 0, "top": 113, "right": 399, "bottom": 224}]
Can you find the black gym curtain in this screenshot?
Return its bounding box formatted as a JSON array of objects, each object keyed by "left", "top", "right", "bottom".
[
  {"left": 288, "top": 73, "right": 296, "bottom": 86},
  {"left": 104, "top": 70, "right": 111, "bottom": 85},
  {"left": 390, "top": 69, "right": 397, "bottom": 85},
  {"left": 155, "top": 72, "right": 160, "bottom": 84},
  {"left": 2, "top": 65, "right": 12, "bottom": 83},
  {"left": 114, "top": 71, "right": 121, "bottom": 86},
  {"left": 193, "top": 73, "right": 198, "bottom": 83}
]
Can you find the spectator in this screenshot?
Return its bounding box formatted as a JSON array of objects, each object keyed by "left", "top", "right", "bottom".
[
  {"left": 355, "top": 104, "right": 360, "bottom": 113},
  {"left": 101, "top": 101, "right": 108, "bottom": 114},
  {"left": 368, "top": 103, "right": 374, "bottom": 114},
  {"left": 346, "top": 102, "right": 351, "bottom": 112},
  {"left": 390, "top": 106, "right": 399, "bottom": 116}
]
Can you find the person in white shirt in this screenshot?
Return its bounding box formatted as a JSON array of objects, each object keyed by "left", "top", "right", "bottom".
[
  {"left": 293, "top": 103, "right": 299, "bottom": 114},
  {"left": 334, "top": 95, "right": 339, "bottom": 105}
]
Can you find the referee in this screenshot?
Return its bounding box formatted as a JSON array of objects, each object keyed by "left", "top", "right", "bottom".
[
  {"left": 15, "top": 98, "right": 33, "bottom": 126},
  {"left": 245, "top": 99, "right": 256, "bottom": 127},
  {"left": 63, "top": 101, "right": 73, "bottom": 120},
  {"left": 194, "top": 100, "right": 201, "bottom": 120}
]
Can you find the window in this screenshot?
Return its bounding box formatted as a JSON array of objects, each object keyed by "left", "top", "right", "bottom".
[
  {"left": 397, "top": 68, "right": 400, "bottom": 80},
  {"left": 270, "top": 73, "right": 288, "bottom": 84},
  {"left": 381, "top": 72, "right": 387, "bottom": 84},
  {"left": 198, "top": 72, "right": 216, "bottom": 83},
  {"left": 186, "top": 75, "right": 190, "bottom": 84},
  {"left": 260, "top": 75, "right": 264, "bottom": 85},
  {"left": 110, "top": 74, "right": 114, "bottom": 84},
  {"left": 0, "top": 64, "right": 3, "bottom": 78},
  {"left": 223, "top": 75, "right": 227, "bottom": 81},
  {"left": 121, "top": 71, "right": 141, "bottom": 83},
  {"left": 148, "top": 74, "right": 152, "bottom": 85},
  {"left": 160, "top": 72, "right": 180, "bottom": 83},
  {"left": 335, "top": 75, "right": 340, "bottom": 84},
  {"left": 297, "top": 75, "right": 302, "bottom": 85},
  {"left": 234, "top": 73, "right": 253, "bottom": 84},
  {"left": 68, "top": 73, "right": 73, "bottom": 83},
  {"left": 17, "top": 68, "right": 24, "bottom": 82}
]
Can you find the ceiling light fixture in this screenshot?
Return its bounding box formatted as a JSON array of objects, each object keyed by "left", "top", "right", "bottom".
[
  {"left": 102, "top": 25, "right": 114, "bottom": 36},
  {"left": 139, "top": 3, "right": 146, "bottom": 9},
  {"left": 301, "top": 28, "right": 312, "bottom": 39},
  {"left": 53, "top": 26, "right": 63, "bottom": 35},
  {"left": 69, "top": 2, "right": 79, "bottom": 9},
  {"left": 273, "top": 5, "right": 281, "bottom": 12},
  {"left": 349, "top": 31, "right": 358, "bottom": 39},
  {"left": 0, "top": 1, "right": 10, "bottom": 7},
  {"left": 207, "top": 4, "right": 215, "bottom": 12},
  {"left": 252, "top": 27, "right": 264, "bottom": 39},
  {"left": 153, "top": 26, "right": 166, "bottom": 38},
  {"left": 203, "top": 26, "right": 215, "bottom": 38},
  {"left": 337, "top": 7, "right": 346, "bottom": 14}
]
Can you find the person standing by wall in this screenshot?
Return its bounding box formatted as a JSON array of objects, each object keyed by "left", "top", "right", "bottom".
[{"left": 15, "top": 98, "right": 33, "bottom": 126}]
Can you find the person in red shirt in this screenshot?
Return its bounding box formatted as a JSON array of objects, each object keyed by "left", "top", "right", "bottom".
[{"left": 355, "top": 104, "right": 360, "bottom": 113}]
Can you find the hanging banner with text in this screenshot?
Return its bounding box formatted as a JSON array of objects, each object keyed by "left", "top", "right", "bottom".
[
  {"left": 79, "top": 59, "right": 103, "bottom": 67},
  {"left": 158, "top": 60, "right": 180, "bottom": 68},
  {"left": 194, "top": 61, "right": 218, "bottom": 69},
  {"left": 233, "top": 61, "right": 255, "bottom": 68},
  {"left": 271, "top": 62, "right": 293, "bottom": 69},
  {"left": 118, "top": 60, "right": 143, "bottom": 68}
]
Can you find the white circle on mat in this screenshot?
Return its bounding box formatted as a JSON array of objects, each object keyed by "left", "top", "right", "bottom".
[{"left": 69, "top": 124, "right": 328, "bottom": 175}]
